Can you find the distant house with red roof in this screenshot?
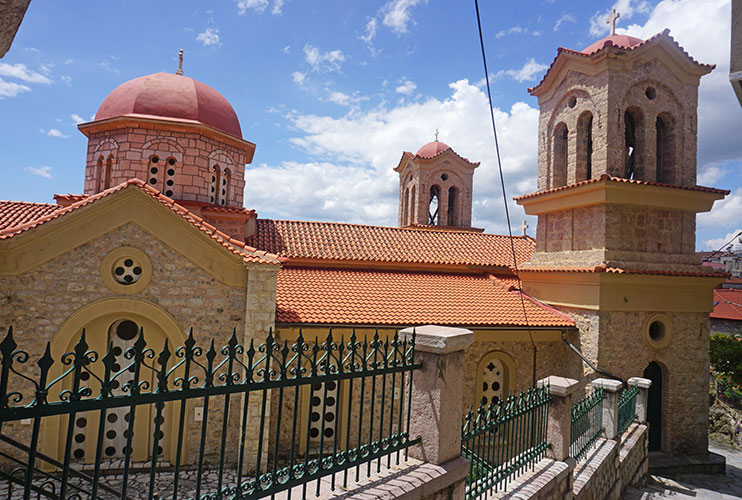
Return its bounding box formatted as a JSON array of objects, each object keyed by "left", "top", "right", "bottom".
[{"left": 711, "top": 287, "right": 742, "bottom": 334}]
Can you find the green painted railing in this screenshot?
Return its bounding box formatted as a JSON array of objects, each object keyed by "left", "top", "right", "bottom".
[
  {"left": 0, "top": 326, "right": 421, "bottom": 499},
  {"left": 461, "top": 386, "right": 550, "bottom": 499},
  {"left": 570, "top": 387, "right": 603, "bottom": 461},
  {"left": 617, "top": 385, "right": 638, "bottom": 435}
]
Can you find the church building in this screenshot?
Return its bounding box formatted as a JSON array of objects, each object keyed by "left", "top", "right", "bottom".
[{"left": 0, "top": 25, "right": 728, "bottom": 466}]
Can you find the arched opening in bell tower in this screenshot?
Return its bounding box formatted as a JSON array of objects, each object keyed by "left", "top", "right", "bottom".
[
  {"left": 576, "top": 112, "right": 593, "bottom": 182},
  {"left": 428, "top": 185, "right": 440, "bottom": 225},
  {"left": 552, "top": 123, "right": 568, "bottom": 188},
  {"left": 655, "top": 113, "right": 675, "bottom": 184},
  {"left": 447, "top": 186, "right": 458, "bottom": 226},
  {"left": 624, "top": 108, "right": 643, "bottom": 180}
]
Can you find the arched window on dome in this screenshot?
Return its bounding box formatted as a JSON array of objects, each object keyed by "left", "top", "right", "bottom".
[
  {"left": 576, "top": 111, "right": 593, "bottom": 182},
  {"left": 476, "top": 352, "right": 514, "bottom": 407},
  {"left": 428, "top": 185, "right": 440, "bottom": 225},
  {"left": 210, "top": 165, "right": 221, "bottom": 204},
  {"left": 222, "top": 168, "right": 231, "bottom": 206},
  {"left": 147, "top": 155, "right": 161, "bottom": 189},
  {"left": 163, "top": 157, "right": 176, "bottom": 198},
  {"left": 447, "top": 186, "right": 458, "bottom": 226},
  {"left": 96, "top": 155, "right": 105, "bottom": 192},
  {"left": 552, "top": 122, "right": 568, "bottom": 188}
]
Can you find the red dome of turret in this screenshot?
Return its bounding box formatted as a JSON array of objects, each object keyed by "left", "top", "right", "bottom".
[
  {"left": 581, "top": 34, "right": 644, "bottom": 55},
  {"left": 94, "top": 72, "right": 242, "bottom": 139},
  {"left": 416, "top": 141, "right": 450, "bottom": 158}
]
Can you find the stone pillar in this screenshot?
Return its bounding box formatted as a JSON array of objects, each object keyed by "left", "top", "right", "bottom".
[
  {"left": 592, "top": 378, "right": 622, "bottom": 441},
  {"left": 401, "top": 325, "right": 474, "bottom": 465},
  {"left": 628, "top": 377, "right": 652, "bottom": 424},
  {"left": 538, "top": 375, "right": 579, "bottom": 462}
]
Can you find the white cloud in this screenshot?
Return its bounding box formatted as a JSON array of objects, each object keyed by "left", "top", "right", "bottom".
[
  {"left": 0, "top": 63, "right": 52, "bottom": 84},
  {"left": 395, "top": 79, "right": 417, "bottom": 95},
  {"left": 699, "top": 189, "right": 742, "bottom": 232},
  {"left": 327, "top": 91, "right": 352, "bottom": 106},
  {"left": 360, "top": 18, "right": 378, "bottom": 44},
  {"left": 245, "top": 79, "right": 540, "bottom": 232},
  {"left": 25, "top": 166, "right": 53, "bottom": 179},
  {"left": 703, "top": 229, "right": 742, "bottom": 252},
  {"left": 497, "top": 58, "right": 549, "bottom": 82},
  {"left": 70, "top": 113, "right": 86, "bottom": 124},
  {"left": 0, "top": 78, "right": 31, "bottom": 98},
  {"left": 697, "top": 164, "right": 728, "bottom": 185},
  {"left": 303, "top": 45, "right": 346, "bottom": 72},
  {"left": 292, "top": 71, "right": 306, "bottom": 87},
  {"left": 40, "top": 128, "right": 69, "bottom": 139},
  {"left": 554, "top": 14, "right": 577, "bottom": 32},
  {"left": 235, "top": 0, "right": 282, "bottom": 15},
  {"left": 381, "top": 0, "right": 427, "bottom": 34},
  {"left": 282, "top": 45, "right": 291, "bottom": 54},
  {"left": 60, "top": 75, "right": 72, "bottom": 86},
  {"left": 589, "top": 0, "right": 650, "bottom": 36},
  {"left": 495, "top": 26, "right": 541, "bottom": 39},
  {"left": 196, "top": 27, "right": 221, "bottom": 47}
]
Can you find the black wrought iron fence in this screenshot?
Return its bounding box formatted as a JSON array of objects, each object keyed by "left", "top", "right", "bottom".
[
  {"left": 570, "top": 387, "right": 603, "bottom": 461},
  {"left": 461, "top": 386, "right": 550, "bottom": 499},
  {"left": 0, "top": 326, "right": 420, "bottom": 499},
  {"left": 617, "top": 385, "right": 638, "bottom": 436}
]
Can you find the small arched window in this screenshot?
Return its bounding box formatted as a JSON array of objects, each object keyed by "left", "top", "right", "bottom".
[
  {"left": 624, "top": 108, "right": 643, "bottom": 180},
  {"left": 576, "top": 111, "right": 593, "bottom": 182},
  {"left": 656, "top": 113, "right": 675, "bottom": 184},
  {"left": 210, "top": 165, "right": 221, "bottom": 204},
  {"left": 222, "top": 168, "right": 231, "bottom": 206},
  {"left": 96, "top": 155, "right": 105, "bottom": 191},
  {"left": 476, "top": 352, "right": 514, "bottom": 407},
  {"left": 104, "top": 154, "right": 113, "bottom": 190},
  {"left": 552, "top": 123, "right": 568, "bottom": 188},
  {"left": 447, "top": 186, "right": 458, "bottom": 226},
  {"left": 428, "top": 185, "right": 440, "bottom": 225},
  {"left": 403, "top": 187, "right": 410, "bottom": 226},
  {"left": 163, "top": 157, "right": 176, "bottom": 198},
  {"left": 147, "top": 155, "right": 160, "bottom": 189},
  {"left": 410, "top": 185, "right": 416, "bottom": 223}
]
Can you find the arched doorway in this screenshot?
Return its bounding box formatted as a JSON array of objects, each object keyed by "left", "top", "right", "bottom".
[
  {"left": 43, "top": 297, "right": 186, "bottom": 465},
  {"left": 643, "top": 362, "right": 663, "bottom": 451}
]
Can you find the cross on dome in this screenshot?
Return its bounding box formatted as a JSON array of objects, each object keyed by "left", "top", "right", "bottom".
[
  {"left": 434, "top": 129, "right": 440, "bottom": 142},
  {"left": 520, "top": 220, "right": 529, "bottom": 236},
  {"left": 176, "top": 48, "right": 184, "bottom": 76},
  {"left": 607, "top": 9, "right": 620, "bottom": 36}
]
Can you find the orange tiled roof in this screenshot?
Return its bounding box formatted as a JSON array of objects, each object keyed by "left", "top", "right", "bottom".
[
  {"left": 250, "top": 219, "right": 535, "bottom": 269},
  {"left": 0, "top": 179, "right": 282, "bottom": 266},
  {"left": 0, "top": 200, "right": 61, "bottom": 231},
  {"left": 276, "top": 267, "right": 574, "bottom": 327},
  {"left": 520, "top": 264, "right": 728, "bottom": 278},
  {"left": 513, "top": 174, "right": 729, "bottom": 201},
  {"left": 712, "top": 289, "right": 742, "bottom": 321},
  {"left": 529, "top": 30, "right": 715, "bottom": 94}
]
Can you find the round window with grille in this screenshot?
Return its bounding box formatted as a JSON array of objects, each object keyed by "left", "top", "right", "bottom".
[
  {"left": 112, "top": 257, "right": 143, "bottom": 285},
  {"left": 100, "top": 246, "right": 152, "bottom": 294}
]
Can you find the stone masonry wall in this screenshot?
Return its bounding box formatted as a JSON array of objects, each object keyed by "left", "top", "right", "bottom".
[{"left": 84, "top": 124, "right": 247, "bottom": 207}]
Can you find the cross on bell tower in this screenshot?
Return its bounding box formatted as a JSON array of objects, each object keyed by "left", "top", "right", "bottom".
[{"left": 607, "top": 9, "right": 620, "bottom": 36}]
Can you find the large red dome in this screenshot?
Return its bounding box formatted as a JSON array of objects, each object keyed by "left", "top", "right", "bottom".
[
  {"left": 582, "top": 34, "right": 644, "bottom": 55},
  {"left": 94, "top": 72, "right": 242, "bottom": 139},
  {"left": 416, "top": 141, "right": 450, "bottom": 158}
]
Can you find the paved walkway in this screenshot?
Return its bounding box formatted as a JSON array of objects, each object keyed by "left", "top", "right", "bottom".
[{"left": 623, "top": 441, "right": 742, "bottom": 499}]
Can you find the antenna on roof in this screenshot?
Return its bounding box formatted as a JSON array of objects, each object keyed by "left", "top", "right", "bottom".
[
  {"left": 607, "top": 8, "right": 620, "bottom": 36},
  {"left": 176, "top": 49, "right": 184, "bottom": 76}
]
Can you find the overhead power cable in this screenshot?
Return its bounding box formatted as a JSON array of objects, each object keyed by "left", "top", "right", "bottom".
[{"left": 473, "top": 0, "right": 537, "bottom": 386}]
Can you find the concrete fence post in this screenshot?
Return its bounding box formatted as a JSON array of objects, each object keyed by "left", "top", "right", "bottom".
[
  {"left": 400, "top": 324, "right": 474, "bottom": 465},
  {"left": 592, "top": 378, "right": 622, "bottom": 440},
  {"left": 628, "top": 377, "right": 652, "bottom": 424},
  {"left": 538, "top": 375, "right": 579, "bottom": 462}
]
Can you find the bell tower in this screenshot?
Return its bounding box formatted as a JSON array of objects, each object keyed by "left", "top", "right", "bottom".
[
  {"left": 394, "top": 137, "right": 479, "bottom": 228},
  {"left": 516, "top": 28, "right": 728, "bottom": 458}
]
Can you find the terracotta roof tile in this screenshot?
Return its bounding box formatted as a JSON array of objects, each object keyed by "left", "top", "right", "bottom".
[
  {"left": 514, "top": 173, "right": 729, "bottom": 201},
  {"left": 521, "top": 264, "right": 728, "bottom": 278},
  {"left": 276, "top": 268, "right": 574, "bottom": 327},
  {"left": 0, "top": 200, "right": 61, "bottom": 231},
  {"left": 712, "top": 289, "right": 742, "bottom": 321},
  {"left": 529, "top": 30, "right": 715, "bottom": 94},
  {"left": 250, "top": 219, "right": 534, "bottom": 268},
  {"left": 0, "top": 179, "right": 282, "bottom": 266}
]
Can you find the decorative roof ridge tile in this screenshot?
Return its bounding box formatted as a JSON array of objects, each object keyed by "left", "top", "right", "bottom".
[
  {"left": 528, "top": 29, "right": 715, "bottom": 94},
  {"left": 0, "top": 199, "right": 59, "bottom": 207},
  {"left": 521, "top": 264, "right": 728, "bottom": 278},
  {"left": 0, "top": 179, "right": 282, "bottom": 266},
  {"left": 514, "top": 173, "right": 730, "bottom": 201}
]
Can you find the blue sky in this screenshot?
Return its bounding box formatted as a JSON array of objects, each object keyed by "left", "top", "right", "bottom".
[{"left": 1, "top": 0, "right": 739, "bottom": 250}]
